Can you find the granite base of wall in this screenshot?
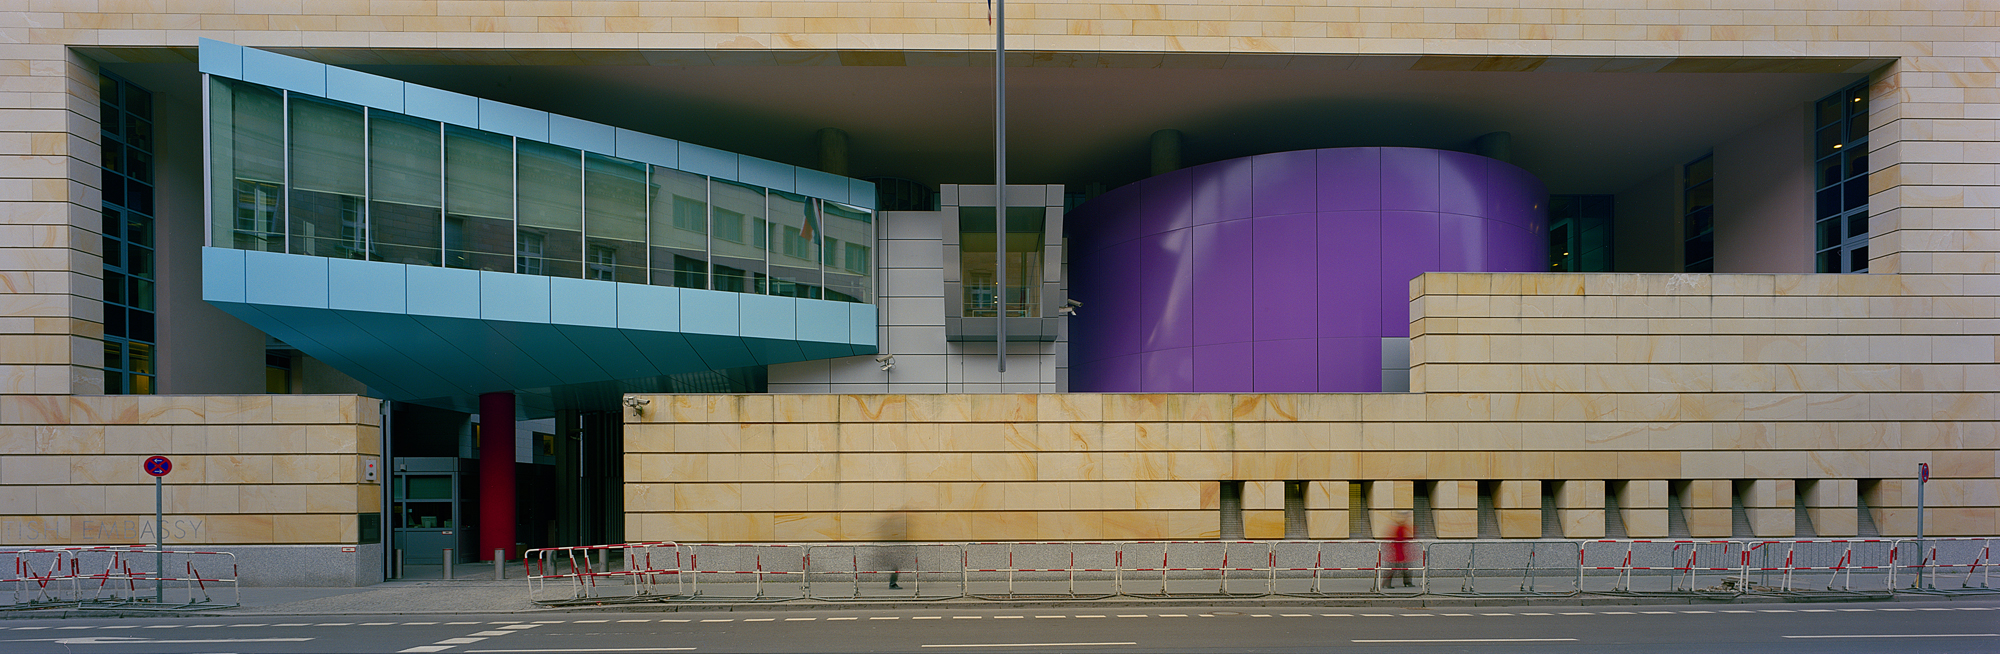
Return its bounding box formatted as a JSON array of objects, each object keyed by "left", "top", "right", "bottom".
[{"left": 226, "top": 543, "right": 383, "bottom": 587}]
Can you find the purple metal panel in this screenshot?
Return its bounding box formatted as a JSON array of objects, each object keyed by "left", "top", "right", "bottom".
[
  {"left": 1439, "top": 150, "right": 1489, "bottom": 217},
  {"left": 1137, "top": 168, "right": 1194, "bottom": 237},
  {"left": 1252, "top": 213, "right": 1317, "bottom": 342},
  {"left": 1318, "top": 337, "right": 1382, "bottom": 392},
  {"left": 1065, "top": 146, "right": 1547, "bottom": 393},
  {"left": 1379, "top": 147, "right": 1440, "bottom": 212},
  {"left": 1437, "top": 213, "right": 1489, "bottom": 272},
  {"left": 1252, "top": 150, "right": 1317, "bottom": 217},
  {"left": 1317, "top": 147, "right": 1380, "bottom": 211},
  {"left": 1141, "top": 347, "right": 1194, "bottom": 392},
  {"left": 1252, "top": 338, "right": 1318, "bottom": 392},
  {"left": 1139, "top": 229, "right": 1193, "bottom": 351},
  {"left": 1379, "top": 211, "right": 1440, "bottom": 336},
  {"left": 1191, "top": 219, "right": 1254, "bottom": 346},
  {"left": 1317, "top": 211, "right": 1381, "bottom": 336},
  {"left": 1190, "top": 157, "right": 1254, "bottom": 225},
  {"left": 1192, "top": 341, "right": 1254, "bottom": 393}
]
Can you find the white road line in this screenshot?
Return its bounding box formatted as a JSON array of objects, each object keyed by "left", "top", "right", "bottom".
[
  {"left": 466, "top": 649, "right": 696, "bottom": 653},
  {"left": 1758, "top": 610, "right": 1795, "bottom": 613},
  {"left": 1118, "top": 615, "right": 1149, "bottom": 618},
  {"left": 491, "top": 621, "right": 525, "bottom": 624},
  {"left": 699, "top": 619, "right": 732, "bottom": 623},
  {"left": 1721, "top": 610, "right": 1754, "bottom": 614},
  {"left": 503, "top": 625, "right": 542, "bottom": 630},
  {"left": 1963, "top": 607, "right": 1996, "bottom": 610},
  {"left": 1642, "top": 611, "right": 1675, "bottom": 614},
  {"left": 993, "top": 616, "right": 1022, "bottom": 619},
  {"left": 322, "top": 622, "right": 357, "bottom": 626},
  {"left": 1161, "top": 614, "right": 1188, "bottom": 617},
  {"left": 187, "top": 624, "right": 223, "bottom": 628},
  {"left": 1837, "top": 609, "right": 1872, "bottom": 612},
  {"left": 534, "top": 621, "right": 566, "bottom": 624},
  {"left": 923, "top": 642, "right": 1136, "bottom": 648},
  {"left": 439, "top": 637, "right": 490, "bottom": 644},
  {"left": 578, "top": 620, "right": 609, "bottom": 623},
  {"left": 1785, "top": 634, "right": 1999, "bottom": 639},
  {"left": 1442, "top": 614, "right": 1473, "bottom": 617},
  {"left": 1881, "top": 608, "right": 1915, "bottom": 611},
  {"left": 744, "top": 618, "right": 775, "bottom": 622},
  {"left": 1280, "top": 614, "right": 1310, "bottom": 618},
  {"left": 1521, "top": 612, "right": 1551, "bottom": 616},
  {"left": 913, "top": 616, "right": 941, "bottom": 620},
  {"left": 828, "top": 617, "right": 857, "bottom": 621},
  {"left": 870, "top": 617, "right": 900, "bottom": 620},
  {"left": 1919, "top": 608, "right": 1955, "bottom": 611},
  {"left": 470, "top": 631, "right": 518, "bottom": 636},
  {"left": 1035, "top": 615, "right": 1065, "bottom": 619},
  {"left": 363, "top": 622, "right": 397, "bottom": 626},
  {"left": 11, "top": 627, "right": 47, "bottom": 630},
  {"left": 1479, "top": 613, "right": 1510, "bottom": 616},
  {"left": 619, "top": 619, "right": 653, "bottom": 623},
  {"left": 397, "top": 647, "right": 453, "bottom": 653},
  {"left": 785, "top": 618, "right": 816, "bottom": 621},
  {"left": 143, "top": 625, "right": 179, "bottom": 629},
  {"left": 1561, "top": 612, "right": 1592, "bottom": 615},
  {"left": 99, "top": 625, "right": 136, "bottom": 629},
  {"left": 1802, "top": 609, "right": 1836, "bottom": 613},
  {"left": 446, "top": 621, "right": 480, "bottom": 625},
  {"left": 953, "top": 616, "right": 981, "bottom": 619},
  {"left": 660, "top": 619, "right": 689, "bottom": 623},
  {"left": 1356, "top": 638, "right": 1579, "bottom": 643},
  {"left": 228, "top": 623, "right": 269, "bottom": 627},
  {"left": 1603, "top": 611, "right": 1634, "bottom": 615},
  {"left": 1078, "top": 615, "right": 1107, "bottom": 618},
  {"left": 56, "top": 626, "right": 92, "bottom": 630},
  {"left": 405, "top": 622, "right": 438, "bottom": 626},
  {"left": 1362, "top": 614, "right": 1393, "bottom": 617},
  {"left": 1683, "top": 610, "right": 1713, "bottom": 614}
]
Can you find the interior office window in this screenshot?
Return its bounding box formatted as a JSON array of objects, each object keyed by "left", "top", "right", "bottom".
[
  {"left": 1815, "top": 82, "right": 1870, "bottom": 273},
  {"left": 288, "top": 96, "right": 368, "bottom": 259},
  {"left": 265, "top": 352, "right": 293, "bottom": 394},
  {"left": 1682, "top": 155, "right": 1714, "bottom": 272},
  {"left": 958, "top": 206, "right": 1043, "bottom": 317},
  {"left": 101, "top": 73, "right": 156, "bottom": 395},
  {"left": 208, "top": 77, "right": 285, "bottom": 252},
  {"left": 368, "top": 112, "right": 442, "bottom": 266},
  {"left": 516, "top": 230, "right": 546, "bottom": 277},
  {"left": 516, "top": 140, "right": 584, "bottom": 277},
  {"left": 649, "top": 167, "right": 709, "bottom": 289},
  {"left": 443, "top": 125, "right": 514, "bottom": 271},
  {"left": 583, "top": 153, "right": 647, "bottom": 283}
]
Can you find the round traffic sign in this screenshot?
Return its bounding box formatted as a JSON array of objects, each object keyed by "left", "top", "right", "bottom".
[{"left": 143, "top": 455, "right": 172, "bottom": 477}]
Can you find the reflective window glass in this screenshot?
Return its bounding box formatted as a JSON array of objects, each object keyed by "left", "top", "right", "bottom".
[
  {"left": 583, "top": 153, "right": 648, "bottom": 284},
  {"left": 443, "top": 126, "right": 514, "bottom": 272},
  {"left": 516, "top": 140, "right": 583, "bottom": 277},
  {"left": 648, "top": 167, "right": 709, "bottom": 289}
]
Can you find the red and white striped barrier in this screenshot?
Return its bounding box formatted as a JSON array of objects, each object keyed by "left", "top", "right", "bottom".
[
  {"left": 524, "top": 542, "right": 680, "bottom": 603},
  {"left": 3, "top": 546, "right": 237, "bottom": 609}
]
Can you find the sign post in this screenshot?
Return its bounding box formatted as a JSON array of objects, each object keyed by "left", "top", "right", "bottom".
[
  {"left": 144, "top": 455, "right": 172, "bottom": 604},
  {"left": 1916, "top": 461, "right": 1929, "bottom": 589}
]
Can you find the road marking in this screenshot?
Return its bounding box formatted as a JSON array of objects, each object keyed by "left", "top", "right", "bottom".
[
  {"left": 56, "top": 626, "right": 92, "bottom": 630},
  {"left": 363, "top": 622, "right": 397, "bottom": 626},
  {"left": 1758, "top": 610, "right": 1795, "bottom": 613},
  {"left": 699, "top": 619, "right": 732, "bottom": 623},
  {"left": 1078, "top": 615, "right": 1107, "bottom": 618},
  {"left": 405, "top": 622, "right": 438, "bottom": 626},
  {"left": 1521, "top": 612, "right": 1551, "bottom": 616},
  {"left": 1881, "top": 608, "right": 1915, "bottom": 611},
  {"left": 439, "top": 637, "right": 491, "bottom": 644},
  {"left": 1118, "top": 615, "right": 1148, "bottom": 618},
  {"left": 1785, "top": 634, "right": 1999, "bottom": 639},
  {"left": 1682, "top": 610, "right": 1713, "bottom": 614},
  {"left": 1561, "top": 612, "right": 1592, "bottom": 615},
  {"left": 1035, "top": 615, "right": 1065, "bottom": 619},
  {"left": 578, "top": 620, "right": 609, "bottom": 623},
  {"left": 1251, "top": 614, "right": 1271, "bottom": 618},
  {"left": 447, "top": 621, "right": 481, "bottom": 625},
  {"left": 504, "top": 625, "right": 541, "bottom": 630},
  {"left": 744, "top": 618, "right": 775, "bottom": 622},
  {"left": 533, "top": 621, "right": 565, "bottom": 624},
  {"left": 619, "top": 619, "right": 653, "bottom": 622},
  {"left": 1837, "top": 609, "right": 1872, "bottom": 612},
  {"left": 187, "top": 624, "right": 223, "bottom": 628},
  {"left": 1362, "top": 614, "right": 1394, "bottom": 617},
  {"left": 466, "top": 649, "right": 696, "bottom": 653},
  {"left": 953, "top": 616, "right": 981, "bottom": 619},
  {"left": 398, "top": 647, "right": 453, "bottom": 653},
  {"left": 1161, "top": 614, "right": 1188, "bottom": 617},
  {"left": 1721, "top": 610, "right": 1754, "bottom": 614},
  {"left": 228, "top": 623, "right": 269, "bottom": 627},
  {"left": 993, "top": 615, "right": 1022, "bottom": 619},
  {"left": 1480, "top": 613, "right": 1510, "bottom": 616},
  {"left": 1642, "top": 611, "right": 1675, "bottom": 614},
  {"left": 828, "top": 617, "right": 857, "bottom": 621},
  {"left": 143, "top": 625, "right": 179, "bottom": 628},
  {"left": 1442, "top": 614, "right": 1473, "bottom": 617},
  {"left": 471, "top": 631, "right": 518, "bottom": 636},
  {"left": 1963, "top": 607, "right": 1996, "bottom": 610},
  {"left": 923, "top": 642, "right": 1137, "bottom": 648},
  {"left": 913, "top": 616, "right": 941, "bottom": 620},
  {"left": 871, "top": 616, "right": 900, "bottom": 620},
  {"left": 785, "top": 618, "right": 816, "bottom": 621},
  {"left": 1356, "top": 638, "right": 1579, "bottom": 644},
  {"left": 321, "top": 623, "right": 356, "bottom": 626},
  {"left": 1603, "top": 611, "right": 1634, "bottom": 615},
  {"left": 1919, "top": 608, "right": 1954, "bottom": 611},
  {"left": 1802, "top": 609, "right": 1836, "bottom": 613},
  {"left": 100, "top": 625, "right": 136, "bottom": 629},
  {"left": 661, "top": 619, "right": 690, "bottom": 623}
]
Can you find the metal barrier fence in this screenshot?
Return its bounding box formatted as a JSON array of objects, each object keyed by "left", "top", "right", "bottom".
[
  {"left": 3, "top": 546, "right": 237, "bottom": 610},
  {"left": 522, "top": 538, "right": 2000, "bottom": 605},
  {"left": 524, "top": 542, "right": 681, "bottom": 604}
]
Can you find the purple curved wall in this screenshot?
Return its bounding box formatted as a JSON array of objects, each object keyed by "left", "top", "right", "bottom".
[{"left": 1066, "top": 147, "right": 1548, "bottom": 393}]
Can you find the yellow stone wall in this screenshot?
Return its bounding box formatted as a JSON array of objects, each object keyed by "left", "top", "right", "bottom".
[
  {"left": 625, "top": 272, "right": 1995, "bottom": 542},
  {"left": 0, "top": 395, "right": 383, "bottom": 546}
]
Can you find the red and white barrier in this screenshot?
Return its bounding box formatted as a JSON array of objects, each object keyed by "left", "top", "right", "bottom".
[{"left": 3, "top": 546, "right": 237, "bottom": 609}]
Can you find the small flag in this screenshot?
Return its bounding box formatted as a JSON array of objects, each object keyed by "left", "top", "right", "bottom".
[
  {"left": 800, "top": 200, "right": 818, "bottom": 243},
  {"left": 987, "top": 0, "right": 993, "bottom": 24}
]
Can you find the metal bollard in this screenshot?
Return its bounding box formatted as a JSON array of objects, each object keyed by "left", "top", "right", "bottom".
[
  {"left": 596, "top": 548, "right": 607, "bottom": 575},
  {"left": 394, "top": 549, "right": 404, "bottom": 579},
  {"left": 443, "top": 548, "right": 454, "bottom": 580},
  {"left": 495, "top": 548, "right": 507, "bottom": 580}
]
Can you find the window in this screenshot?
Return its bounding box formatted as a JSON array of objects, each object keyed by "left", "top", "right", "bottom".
[
  {"left": 1815, "top": 82, "right": 1870, "bottom": 272},
  {"left": 1682, "top": 154, "right": 1714, "bottom": 272},
  {"left": 586, "top": 244, "right": 617, "bottom": 281},
  {"left": 1547, "top": 195, "right": 1613, "bottom": 272},
  {"left": 516, "top": 230, "right": 546, "bottom": 276},
  {"left": 101, "top": 73, "right": 155, "bottom": 395}
]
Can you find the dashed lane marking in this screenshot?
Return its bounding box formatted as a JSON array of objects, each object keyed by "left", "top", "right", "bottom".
[
  {"left": 1281, "top": 614, "right": 1311, "bottom": 618},
  {"left": 785, "top": 618, "right": 815, "bottom": 621},
  {"left": 870, "top": 617, "right": 900, "bottom": 620},
  {"left": 743, "top": 618, "right": 775, "bottom": 622},
  {"left": 1561, "top": 612, "right": 1592, "bottom": 615},
  {"left": 953, "top": 616, "right": 981, "bottom": 620},
  {"left": 1357, "top": 638, "right": 1577, "bottom": 644},
  {"left": 993, "top": 616, "right": 1023, "bottom": 619},
  {"left": 698, "top": 619, "right": 732, "bottom": 623},
  {"left": 913, "top": 616, "right": 941, "bottom": 620},
  {"left": 827, "top": 617, "right": 857, "bottom": 621},
  {"left": 1118, "top": 615, "right": 1149, "bottom": 618}
]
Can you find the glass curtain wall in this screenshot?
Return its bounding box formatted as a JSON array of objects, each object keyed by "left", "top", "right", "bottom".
[
  {"left": 205, "top": 77, "right": 871, "bottom": 303},
  {"left": 649, "top": 167, "right": 709, "bottom": 289}
]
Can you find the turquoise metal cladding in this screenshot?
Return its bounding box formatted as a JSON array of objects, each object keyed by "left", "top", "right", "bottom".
[{"left": 203, "top": 247, "right": 877, "bottom": 404}]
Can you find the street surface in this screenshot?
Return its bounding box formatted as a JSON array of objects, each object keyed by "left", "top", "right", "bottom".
[{"left": 0, "top": 599, "right": 1992, "bottom": 653}]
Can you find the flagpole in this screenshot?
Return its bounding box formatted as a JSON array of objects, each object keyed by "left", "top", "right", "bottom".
[{"left": 994, "top": 0, "right": 1007, "bottom": 375}]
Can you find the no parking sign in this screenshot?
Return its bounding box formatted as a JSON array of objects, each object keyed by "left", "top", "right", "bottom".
[{"left": 144, "top": 455, "right": 172, "bottom": 477}]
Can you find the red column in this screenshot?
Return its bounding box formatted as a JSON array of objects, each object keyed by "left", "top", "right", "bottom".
[{"left": 479, "top": 391, "right": 516, "bottom": 562}]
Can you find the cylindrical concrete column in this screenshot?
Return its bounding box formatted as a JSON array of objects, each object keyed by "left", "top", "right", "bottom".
[
  {"left": 1474, "top": 131, "right": 1513, "bottom": 164},
  {"left": 817, "top": 127, "right": 850, "bottom": 176},
  {"left": 479, "top": 392, "right": 516, "bottom": 562},
  {"left": 1148, "top": 129, "right": 1182, "bottom": 176}
]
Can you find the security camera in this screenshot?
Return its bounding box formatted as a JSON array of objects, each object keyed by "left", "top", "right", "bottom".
[
  {"left": 620, "top": 394, "right": 652, "bottom": 416},
  {"left": 874, "top": 353, "right": 896, "bottom": 372},
  {"left": 1059, "top": 298, "right": 1083, "bottom": 316}
]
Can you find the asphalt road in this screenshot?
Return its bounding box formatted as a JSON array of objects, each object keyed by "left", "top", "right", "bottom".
[{"left": 0, "top": 599, "right": 1994, "bottom": 654}]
